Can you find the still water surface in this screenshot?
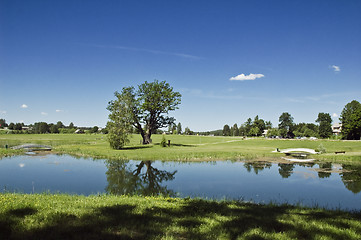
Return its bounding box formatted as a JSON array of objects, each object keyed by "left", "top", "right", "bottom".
[{"left": 1, "top": 154, "right": 360, "bottom": 211}]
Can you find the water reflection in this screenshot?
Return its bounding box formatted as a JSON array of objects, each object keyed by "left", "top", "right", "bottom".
[
  {"left": 278, "top": 163, "right": 295, "bottom": 178},
  {"left": 1, "top": 154, "right": 361, "bottom": 208},
  {"left": 317, "top": 162, "right": 333, "bottom": 179},
  {"left": 340, "top": 164, "right": 361, "bottom": 194},
  {"left": 105, "top": 160, "right": 177, "bottom": 196},
  {"left": 244, "top": 161, "right": 272, "bottom": 174}
]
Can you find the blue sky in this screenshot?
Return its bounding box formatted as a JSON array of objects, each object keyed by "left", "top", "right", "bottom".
[{"left": 1, "top": 0, "right": 360, "bottom": 131}]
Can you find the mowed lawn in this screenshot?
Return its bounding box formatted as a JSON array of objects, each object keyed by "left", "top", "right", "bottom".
[
  {"left": 1, "top": 193, "right": 361, "bottom": 240},
  {"left": 1, "top": 134, "right": 360, "bottom": 162}
]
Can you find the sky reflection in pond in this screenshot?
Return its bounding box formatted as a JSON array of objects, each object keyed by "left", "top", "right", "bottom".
[{"left": 0, "top": 154, "right": 360, "bottom": 211}]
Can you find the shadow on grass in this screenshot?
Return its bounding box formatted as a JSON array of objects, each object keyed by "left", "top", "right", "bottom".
[
  {"left": 1, "top": 200, "right": 361, "bottom": 239},
  {"left": 153, "top": 143, "right": 196, "bottom": 147},
  {"left": 122, "top": 145, "right": 153, "bottom": 150}
]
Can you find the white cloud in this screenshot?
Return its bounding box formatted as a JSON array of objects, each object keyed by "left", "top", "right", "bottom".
[
  {"left": 230, "top": 73, "right": 265, "bottom": 81},
  {"left": 56, "top": 109, "right": 63, "bottom": 112},
  {"left": 21, "top": 104, "right": 28, "bottom": 109},
  {"left": 330, "top": 65, "right": 340, "bottom": 72},
  {"left": 332, "top": 113, "right": 338, "bottom": 118},
  {"left": 0, "top": 110, "right": 6, "bottom": 114},
  {"left": 90, "top": 44, "right": 203, "bottom": 60},
  {"left": 41, "top": 112, "right": 48, "bottom": 115}
]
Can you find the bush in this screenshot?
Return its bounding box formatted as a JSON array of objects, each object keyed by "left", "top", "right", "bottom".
[
  {"left": 160, "top": 135, "right": 167, "bottom": 147},
  {"left": 316, "top": 144, "right": 327, "bottom": 154}
]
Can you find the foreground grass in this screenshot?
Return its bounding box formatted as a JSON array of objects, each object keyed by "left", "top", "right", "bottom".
[
  {"left": 1, "top": 193, "right": 360, "bottom": 240},
  {"left": 1, "top": 134, "right": 361, "bottom": 163}
]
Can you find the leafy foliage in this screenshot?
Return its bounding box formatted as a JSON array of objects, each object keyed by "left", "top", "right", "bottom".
[
  {"left": 340, "top": 100, "right": 361, "bottom": 140},
  {"left": 278, "top": 112, "right": 294, "bottom": 137},
  {"left": 160, "top": 135, "right": 167, "bottom": 147},
  {"left": 316, "top": 113, "right": 332, "bottom": 138},
  {"left": 107, "top": 80, "right": 181, "bottom": 145}
]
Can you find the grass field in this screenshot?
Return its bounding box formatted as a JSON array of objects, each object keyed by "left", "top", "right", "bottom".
[
  {"left": 1, "top": 193, "right": 361, "bottom": 240},
  {"left": 1, "top": 134, "right": 361, "bottom": 163}
]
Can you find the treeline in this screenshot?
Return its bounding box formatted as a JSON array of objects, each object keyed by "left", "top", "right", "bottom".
[
  {"left": 217, "top": 112, "right": 333, "bottom": 139},
  {"left": 0, "top": 120, "right": 105, "bottom": 134},
  {"left": 218, "top": 100, "right": 361, "bottom": 140}
]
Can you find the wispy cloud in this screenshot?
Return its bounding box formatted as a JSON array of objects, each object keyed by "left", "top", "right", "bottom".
[
  {"left": 0, "top": 110, "right": 6, "bottom": 114},
  {"left": 21, "top": 104, "right": 28, "bottom": 109},
  {"left": 230, "top": 73, "right": 265, "bottom": 81},
  {"left": 89, "top": 44, "right": 203, "bottom": 60},
  {"left": 284, "top": 91, "right": 361, "bottom": 104},
  {"left": 181, "top": 88, "right": 268, "bottom": 101},
  {"left": 332, "top": 113, "right": 338, "bottom": 118},
  {"left": 330, "top": 65, "right": 340, "bottom": 72},
  {"left": 55, "top": 109, "right": 63, "bottom": 113},
  {"left": 41, "top": 112, "right": 48, "bottom": 116}
]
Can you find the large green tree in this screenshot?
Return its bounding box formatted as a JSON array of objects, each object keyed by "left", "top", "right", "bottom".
[
  {"left": 340, "top": 100, "right": 361, "bottom": 140},
  {"left": 316, "top": 113, "right": 332, "bottom": 138},
  {"left": 278, "top": 112, "right": 294, "bottom": 138},
  {"left": 107, "top": 80, "right": 181, "bottom": 146}
]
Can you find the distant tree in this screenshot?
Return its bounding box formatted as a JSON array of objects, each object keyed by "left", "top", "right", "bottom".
[
  {"left": 107, "top": 80, "right": 181, "bottom": 145},
  {"left": 0, "top": 119, "right": 7, "bottom": 128},
  {"left": 245, "top": 118, "right": 252, "bottom": 136},
  {"left": 90, "top": 126, "right": 99, "bottom": 133},
  {"left": 177, "top": 122, "right": 182, "bottom": 134},
  {"left": 68, "top": 122, "right": 75, "bottom": 129},
  {"left": 266, "top": 128, "right": 280, "bottom": 137},
  {"left": 168, "top": 123, "right": 176, "bottom": 134},
  {"left": 316, "top": 113, "right": 332, "bottom": 138},
  {"left": 56, "top": 121, "right": 64, "bottom": 129},
  {"left": 340, "top": 100, "right": 361, "bottom": 140},
  {"left": 184, "top": 127, "right": 193, "bottom": 135},
  {"left": 231, "top": 123, "right": 239, "bottom": 136},
  {"left": 8, "top": 122, "right": 15, "bottom": 130},
  {"left": 249, "top": 127, "right": 260, "bottom": 136},
  {"left": 34, "top": 122, "right": 49, "bottom": 134},
  {"left": 279, "top": 112, "right": 294, "bottom": 137},
  {"left": 223, "top": 124, "right": 231, "bottom": 136},
  {"left": 14, "top": 123, "right": 23, "bottom": 131},
  {"left": 253, "top": 115, "right": 265, "bottom": 136},
  {"left": 265, "top": 121, "right": 272, "bottom": 129},
  {"left": 50, "top": 124, "right": 59, "bottom": 134},
  {"left": 239, "top": 124, "right": 247, "bottom": 136}
]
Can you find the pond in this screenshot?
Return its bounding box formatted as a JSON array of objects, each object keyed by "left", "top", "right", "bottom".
[{"left": 1, "top": 154, "right": 361, "bottom": 211}]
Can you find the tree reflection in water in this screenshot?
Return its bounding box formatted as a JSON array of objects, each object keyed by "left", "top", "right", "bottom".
[
  {"left": 243, "top": 161, "right": 272, "bottom": 174},
  {"left": 340, "top": 164, "right": 361, "bottom": 194},
  {"left": 105, "top": 159, "right": 361, "bottom": 196},
  {"left": 317, "top": 162, "right": 332, "bottom": 179},
  {"left": 105, "top": 160, "right": 177, "bottom": 197},
  {"left": 278, "top": 163, "right": 295, "bottom": 178}
]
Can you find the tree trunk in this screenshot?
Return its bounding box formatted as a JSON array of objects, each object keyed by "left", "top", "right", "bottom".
[{"left": 142, "top": 131, "right": 152, "bottom": 144}]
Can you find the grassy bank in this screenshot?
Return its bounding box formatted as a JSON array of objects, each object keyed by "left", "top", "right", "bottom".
[
  {"left": 1, "top": 134, "right": 361, "bottom": 163},
  {"left": 1, "top": 193, "right": 360, "bottom": 240}
]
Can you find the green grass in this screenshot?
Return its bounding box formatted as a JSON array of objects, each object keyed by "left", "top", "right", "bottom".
[
  {"left": 1, "top": 134, "right": 361, "bottom": 163},
  {"left": 1, "top": 193, "right": 361, "bottom": 240}
]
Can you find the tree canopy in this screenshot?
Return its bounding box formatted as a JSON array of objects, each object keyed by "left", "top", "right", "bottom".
[
  {"left": 107, "top": 80, "right": 181, "bottom": 148},
  {"left": 278, "top": 112, "right": 294, "bottom": 137},
  {"left": 316, "top": 113, "right": 332, "bottom": 138},
  {"left": 340, "top": 100, "right": 361, "bottom": 140}
]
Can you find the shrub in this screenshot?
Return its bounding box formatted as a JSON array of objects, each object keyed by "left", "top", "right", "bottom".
[{"left": 160, "top": 135, "right": 167, "bottom": 147}]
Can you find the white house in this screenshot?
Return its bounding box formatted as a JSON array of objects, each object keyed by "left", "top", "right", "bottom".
[{"left": 332, "top": 123, "right": 342, "bottom": 135}]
